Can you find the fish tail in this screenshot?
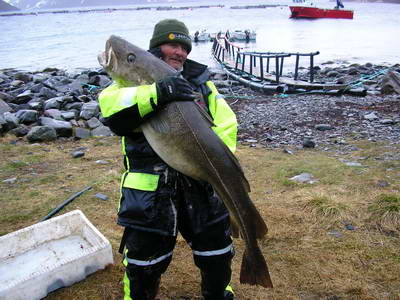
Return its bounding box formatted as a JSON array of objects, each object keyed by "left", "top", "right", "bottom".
[
  {"left": 240, "top": 247, "right": 273, "bottom": 288},
  {"left": 250, "top": 205, "right": 269, "bottom": 239}
]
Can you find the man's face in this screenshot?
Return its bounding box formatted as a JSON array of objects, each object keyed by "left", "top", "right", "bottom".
[{"left": 160, "top": 42, "right": 188, "bottom": 71}]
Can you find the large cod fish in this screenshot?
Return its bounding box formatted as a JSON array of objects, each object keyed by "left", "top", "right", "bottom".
[{"left": 98, "top": 35, "right": 273, "bottom": 288}]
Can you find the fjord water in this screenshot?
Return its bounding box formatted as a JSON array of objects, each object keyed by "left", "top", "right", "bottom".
[{"left": 0, "top": 0, "right": 399, "bottom": 72}]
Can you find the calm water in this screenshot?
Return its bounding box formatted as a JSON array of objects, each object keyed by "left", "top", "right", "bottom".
[{"left": 0, "top": 0, "right": 399, "bottom": 72}]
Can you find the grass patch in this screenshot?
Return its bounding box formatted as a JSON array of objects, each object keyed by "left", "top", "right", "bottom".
[
  {"left": 306, "top": 194, "right": 348, "bottom": 218},
  {"left": 1, "top": 137, "right": 400, "bottom": 299},
  {"left": 369, "top": 194, "right": 400, "bottom": 231}
]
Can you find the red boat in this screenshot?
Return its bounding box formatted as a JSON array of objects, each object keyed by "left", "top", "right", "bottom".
[
  {"left": 290, "top": 6, "right": 354, "bottom": 19},
  {"left": 289, "top": 0, "right": 353, "bottom": 19}
]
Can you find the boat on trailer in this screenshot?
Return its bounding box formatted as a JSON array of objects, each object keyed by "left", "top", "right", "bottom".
[{"left": 289, "top": 0, "right": 354, "bottom": 19}]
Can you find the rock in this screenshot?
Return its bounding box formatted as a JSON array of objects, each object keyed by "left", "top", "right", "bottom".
[
  {"left": 283, "top": 148, "right": 294, "bottom": 155},
  {"left": 345, "top": 162, "right": 363, "bottom": 167},
  {"left": 380, "top": 119, "right": 395, "bottom": 125},
  {"left": 32, "top": 73, "right": 49, "bottom": 83},
  {"left": 44, "top": 96, "right": 64, "bottom": 110},
  {"left": 95, "top": 193, "right": 109, "bottom": 201},
  {"left": 64, "top": 101, "right": 83, "bottom": 111},
  {"left": 74, "top": 127, "right": 91, "bottom": 139},
  {"left": 88, "top": 75, "right": 111, "bottom": 87},
  {"left": 376, "top": 180, "right": 390, "bottom": 187},
  {"left": 315, "top": 124, "right": 333, "bottom": 131},
  {"left": 2, "top": 177, "right": 17, "bottom": 184},
  {"left": 15, "top": 109, "right": 38, "bottom": 124},
  {"left": 86, "top": 117, "right": 102, "bottom": 129},
  {"left": 302, "top": 139, "right": 315, "bottom": 148},
  {"left": 26, "top": 126, "right": 57, "bottom": 142},
  {"left": 28, "top": 100, "right": 44, "bottom": 111},
  {"left": 380, "top": 71, "right": 400, "bottom": 94},
  {"left": 71, "top": 151, "right": 85, "bottom": 158},
  {"left": 327, "top": 70, "right": 339, "bottom": 77},
  {"left": 290, "top": 173, "right": 317, "bottom": 184},
  {"left": 39, "top": 117, "right": 72, "bottom": 137},
  {"left": 95, "top": 160, "right": 109, "bottom": 165},
  {"left": 328, "top": 230, "right": 342, "bottom": 238},
  {"left": 0, "top": 114, "right": 6, "bottom": 134},
  {"left": 61, "top": 111, "right": 76, "bottom": 120},
  {"left": 15, "top": 90, "right": 34, "bottom": 104},
  {"left": 15, "top": 72, "right": 32, "bottom": 83},
  {"left": 347, "top": 67, "right": 359, "bottom": 75},
  {"left": 0, "top": 99, "right": 12, "bottom": 114},
  {"left": 3, "top": 112, "right": 19, "bottom": 129},
  {"left": 364, "top": 112, "right": 379, "bottom": 121},
  {"left": 10, "top": 125, "right": 30, "bottom": 137},
  {"left": 10, "top": 80, "right": 24, "bottom": 87},
  {"left": 44, "top": 109, "right": 63, "bottom": 120},
  {"left": 79, "top": 101, "right": 99, "bottom": 120},
  {"left": 39, "top": 86, "right": 58, "bottom": 99},
  {"left": 91, "top": 125, "right": 113, "bottom": 137},
  {"left": 0, "top": 91, "right": 14, "bottom": 102}
]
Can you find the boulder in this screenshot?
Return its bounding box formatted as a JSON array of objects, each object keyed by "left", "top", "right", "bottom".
[
  {"left": 3, "top": 112, "right": 19, "bottom": 130},
  {"left": 74, "top": 127, "right": 91, "bottom": 139},
  {"left": 39, "top": 117, "right": 72, "bottom": 137},
  {"left": 10, "top": 124, "right": 30, "bottom": 137},
  {"left": 0, "top": 99, "right": 12, "bottom": 114},
  {"left": 15, "top": 110, "right": 38, "bottom": 124},
  {"left": 380, "top": 71, "right": 400, "bottom": 94},
  {"left": 91, "top": 125, "right": 113, "bottom": 137},
  {"left": 86, "top": 117, "right": 102, "bottom": 129},
  {"left": 26, "top": 126, "right": 57, "bottom": 142},
  {"left": 44, "top": 109, "right": 63, "bottom": 120},
  {"left": 80, "top": 101, "right": 99, "bottom": 120}
]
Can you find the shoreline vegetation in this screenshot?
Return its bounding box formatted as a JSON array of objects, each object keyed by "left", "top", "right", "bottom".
[{"left": 2, "top": 0, "right": 400, "bottom": 17}]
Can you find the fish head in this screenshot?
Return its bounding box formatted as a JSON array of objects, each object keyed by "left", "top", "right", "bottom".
[{"left": 98, "top": 35, "right": 176, "bottom": 86}]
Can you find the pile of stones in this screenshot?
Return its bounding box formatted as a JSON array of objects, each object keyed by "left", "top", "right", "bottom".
[{"left": 0, "top": 68, "right": 113, "bottom": 142}]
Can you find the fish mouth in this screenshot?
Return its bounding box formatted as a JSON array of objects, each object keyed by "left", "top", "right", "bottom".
[{"left": 97, "top": 45, "right": 117, "bottom": 72}]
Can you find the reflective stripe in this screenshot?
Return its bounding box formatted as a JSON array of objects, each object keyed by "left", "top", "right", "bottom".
[
  {"left": 123, "top": 271, "right": 132, "bottom": 300},
  {"left": 120, "top": 87, "right": 137, "bottom": 107},
  {"left": 193, "top": 243, "right": 233, "bottom": 257},
  {"left": 205, "top": 81, "right": 237, "bottom": 153},
  {"left": 225, "top": 283, "right": 234, "bottom": 294},
  {"left": 137, "top": 83, "right": 157, "bottom": 117},
  {"left": 125, "top": 251, "right": 173, "bottom": 266},
  {"left": 123, "top": 172, "right": 160, "bottom": 191}
]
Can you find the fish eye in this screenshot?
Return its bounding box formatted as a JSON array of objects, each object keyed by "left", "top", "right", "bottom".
[{"left": 127, "top": 54, "right": 136, "bottom": 64}]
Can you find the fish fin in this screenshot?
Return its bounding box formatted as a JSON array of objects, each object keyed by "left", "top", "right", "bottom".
[
  {"left": 251, "top": 205, "right": 269, "bottom": 239},
  {"left": 192, "top": 102, "right": 251, "bottom": 193},
  {"left": 240, "top": 248, "right": 273, "bottom": 288},
  {"left": 230, "top": 217, "right": 241, "bottom": 239}
]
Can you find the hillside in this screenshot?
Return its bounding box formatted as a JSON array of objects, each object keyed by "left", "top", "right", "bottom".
[{"left": 0, "top": 0, "right": 19, "bottom": 11}]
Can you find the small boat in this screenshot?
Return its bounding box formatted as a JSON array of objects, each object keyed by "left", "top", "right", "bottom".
[
  {"left": 228, "top": 30, "right": 256, "bottom": 42},
  {"left": 192, "top": 30, "right": 212, "bottom": 42},
  {"left": 289, "top": 0, "right": 354, "bottom": 19}
]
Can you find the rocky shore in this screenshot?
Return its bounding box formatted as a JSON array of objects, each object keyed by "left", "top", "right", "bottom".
[{"left": 1, "top": 62, "right": 399, "bottom": 153}]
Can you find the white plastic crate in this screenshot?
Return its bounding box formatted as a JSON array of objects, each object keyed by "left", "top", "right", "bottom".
[{"left": 0, "top": 210, "right": 114, "bottom": 300}]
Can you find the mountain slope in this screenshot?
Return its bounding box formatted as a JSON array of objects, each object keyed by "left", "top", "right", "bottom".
[
  {"left": 5, "top": 0, "right": 177, "bottom": 10},
  {"left": 0, "top": 0, "right": 19, "bottom": 11}
]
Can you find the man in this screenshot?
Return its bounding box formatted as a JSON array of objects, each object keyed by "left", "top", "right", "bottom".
[{"left": 98, "top": 19, "right": 237, "bottom": 300}]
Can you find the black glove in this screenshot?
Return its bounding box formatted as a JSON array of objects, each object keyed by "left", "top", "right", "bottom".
[{"left": 156, "top": 76, "right": 196, "bottom": 107}]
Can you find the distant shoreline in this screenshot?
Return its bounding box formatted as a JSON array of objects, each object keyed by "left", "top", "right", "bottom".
[
  {"left": 0, "top": 4, "right": 285, "bottom": 17},
  {"left": 1, "top": 1, "right": 400, "bottom": 17}
]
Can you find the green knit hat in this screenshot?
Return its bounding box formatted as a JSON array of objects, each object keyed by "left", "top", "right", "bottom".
[{"left": 149, "top": 19, "right": 192, "bottom": 53}]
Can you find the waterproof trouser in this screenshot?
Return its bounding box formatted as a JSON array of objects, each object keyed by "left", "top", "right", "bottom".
[{"left": 122, "top": 218, "right": 234, "bottom": 300}]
